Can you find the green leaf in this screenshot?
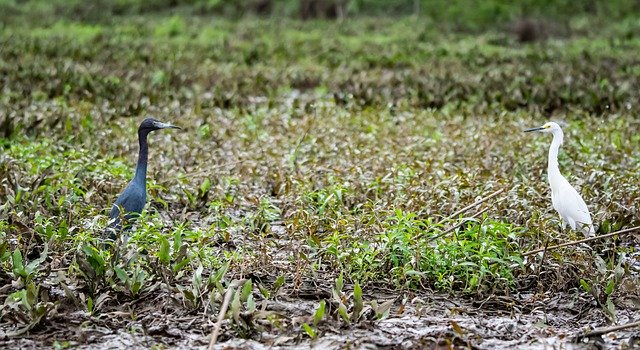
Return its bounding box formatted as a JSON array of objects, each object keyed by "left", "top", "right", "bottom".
[
  {"left": 172, "top": 254, "right": 193, "bottom": 274},
  {"left": 132, "top": 268, "right": 147, "bottom": 295},
  {"left": 210, "top": 260, "right": 230, "bottom": 287},
  {"left": 579, "top": 279, "right": 592, "bottom": 293},
  {"left": 200, "top": 178, "right": 211, "bottom": 197},
  {"left": 114, "top": 266, "right": 128, "bottom": 283},
  {"left": 173, "top": 230, "right": 183, "bottom": 251},
  {"left": 86, "top": 297, "right": 94, "bottom": 314},
  {"left": 246, "top": 294, "right": 256, "bottom": 313},
  {"left": 313, "top": 300, "right": 326, "bottom": 326},
  {"left": 25, "top": 243, "right": 48, "bottom": 275},
  {"left": 352, "top": 281, "right": 363, "bottom": 322},
  {"left": 338, "top": 304, "right": 350, "bottom": 324},
  {"left": 335, "top": 273, "right": 344, "bottom": 292},
  {"left": 158, "top": 237, "right": 170, "bottom": 265},
  {"left": 8, "top": 289, "right": 29, "bottom": 309},
  {"left": 258, "top": 284, "right": 270, "bottom": 299},
  {"left": 11, "top": 249, "right": 25, "bottom": 278},
  {"left": 82, "top": 244, "right": 106, "bottom": 276},
  {"left": 605, "top": 279, "right": 616, "bottom": 296},
  {"left": 272, "top": 275, "right": 285, "bottom": 295},
  {"left": 0, "top": 241, "right": 9, "bottom": 263},
  {"left": 302, "top": 323, "right": 315, "bottom": 338},
  {"left": 374, "top": 299, "right": 394, "bottom": 320},
  {"left": 241, "top": 279, "right": 253, "bottom": 302}
]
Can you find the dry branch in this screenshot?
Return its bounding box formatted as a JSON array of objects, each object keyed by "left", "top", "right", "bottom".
[
  {"left": 523, "top": 226, "right": 640, "bottom": 256},
  {"left": 428, "top": 206, "right": 491, "bottom": 243},
  {"left": 441, "top": 188, "right": 505, "bottom": 222},
  {"left": 208, "top": 279, "right": 247, "bottom": 349},
  {"left": 576, "top": 320, "right": 640, "bottom": 339}
]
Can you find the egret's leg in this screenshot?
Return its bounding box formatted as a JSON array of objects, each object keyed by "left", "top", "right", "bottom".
[{"left": 536, "top": 222, "right": 556, "bottom": 291}]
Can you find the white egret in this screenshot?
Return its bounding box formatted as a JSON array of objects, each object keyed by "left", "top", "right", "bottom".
[{"left": 524, "top": 122, "right": 595, "bottom": 237}]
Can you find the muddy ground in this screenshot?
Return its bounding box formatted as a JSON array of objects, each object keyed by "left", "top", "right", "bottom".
[{"left": 2, "top": 286, "right": 639, "bottom": 349}]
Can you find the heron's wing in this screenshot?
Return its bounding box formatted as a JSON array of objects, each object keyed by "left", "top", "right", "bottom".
[
  {"left": 108, "top": 202, "right": 121, "bottom": 219},
  {"left": 109, "top": 184, "right": 146, "bottom": 219}
]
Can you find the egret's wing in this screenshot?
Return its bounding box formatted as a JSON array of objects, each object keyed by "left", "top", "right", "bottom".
[{"left": 556, "top": 182, "right": 593, "bottom": 234}]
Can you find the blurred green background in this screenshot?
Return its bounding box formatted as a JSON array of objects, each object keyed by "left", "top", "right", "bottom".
[{"left": 2, "top": 0, "right": 639, "bottom": 30}]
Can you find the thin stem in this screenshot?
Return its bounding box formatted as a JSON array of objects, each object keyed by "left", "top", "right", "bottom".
[{"left": 523, "top": 226, "right": 640, "bottom": 256}]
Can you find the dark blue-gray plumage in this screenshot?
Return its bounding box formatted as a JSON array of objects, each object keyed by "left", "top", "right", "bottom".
[{"left": 105, "top": 117, "right": 180, "bottom": 239}]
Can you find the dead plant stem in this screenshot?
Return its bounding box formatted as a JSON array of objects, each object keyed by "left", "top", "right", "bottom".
[{"left": 523, "top": 226, "right": 640, "bottom": 256}]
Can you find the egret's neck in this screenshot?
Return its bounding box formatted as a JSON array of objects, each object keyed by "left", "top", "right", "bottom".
[
  {"left": 547, "top": 129, "right": 564, "bottom": 188},
  {"left": 133, "top": 130, "right": 150, "bottom": 186}
]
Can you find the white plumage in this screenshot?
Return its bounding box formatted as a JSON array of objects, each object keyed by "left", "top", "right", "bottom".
[{"left": 525, "top": 122, "right": 595, "bottom": 236}]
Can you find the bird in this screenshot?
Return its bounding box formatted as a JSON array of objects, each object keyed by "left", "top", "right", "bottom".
[
  {"left": 105, "top": 117, "right": 180, "bottom": 240},
  {"left": 524, "top": 122, "right": 595, "bottom": 237}
]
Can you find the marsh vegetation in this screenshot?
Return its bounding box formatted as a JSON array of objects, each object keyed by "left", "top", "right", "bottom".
[{"left": 1, "top": 1, "right": 639, "bottom": 348}]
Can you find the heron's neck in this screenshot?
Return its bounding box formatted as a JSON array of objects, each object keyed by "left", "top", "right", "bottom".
[
  {"left": 547, "top": 129, "right": 564, "bottom": 188},
  {"left": 133, "top": 130, "right": 150, "bottom": 186}
]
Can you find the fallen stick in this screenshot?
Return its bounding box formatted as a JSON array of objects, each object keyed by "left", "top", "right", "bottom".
[
  {"left": 576, "top": 320, "right": 640, "bottom": 339},
  {"left": 208, "top": 279, "right": 246, "bottom": 350},
  {"left": 441, "top": 188, "right": 505, "bottom": 223},
  {"left": 428, "top": 206, "right": 491, "bottom": 243},
  {"left": 535, "top": 235, "right": 551, "bottom": 289},
  {"left": 523, "top": 226, "right": 640, "bottom": 257}
]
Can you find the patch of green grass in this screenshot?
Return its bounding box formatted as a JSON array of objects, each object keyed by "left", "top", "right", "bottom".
[{"left": 314, "top": 209, "right": 523, "bottom": 291}]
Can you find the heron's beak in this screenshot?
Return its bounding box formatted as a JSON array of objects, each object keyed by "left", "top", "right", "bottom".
[
  {"left": 154, "top": 121, "right": 181, "bottom": 130},
  {"left": 524, "top": 126, "right": 544, "bottom": 133}
]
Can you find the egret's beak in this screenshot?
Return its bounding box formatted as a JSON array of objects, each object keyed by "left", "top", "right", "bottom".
[
  {"left": 524, "top": 126, "right": 544, "bottom": 133},
  {"left": 154, "top": 121, "right": 181, "bottom": 130}
]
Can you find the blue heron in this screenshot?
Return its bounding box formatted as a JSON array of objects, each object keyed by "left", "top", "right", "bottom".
[{"left": 105, "top": 117, "right": 180, "bottom": 239}]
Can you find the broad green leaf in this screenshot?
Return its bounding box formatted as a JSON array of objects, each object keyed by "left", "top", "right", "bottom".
[
  {"left": 26, "top": 243, "right": 48, "bottom": 275},
  {"left": 158, "top": 237, "right": 170, "bottom": 265},
  {"left": 352, "top": 281, "right": 363, "bottom": 322},
  {"left": 114, "top": 266, "right": 128, "bottom": 283},
  {"left": 338, "top": 304, "right": 350, "bottom": 323},
  {"left": 302, "top": 323, "right": 315, "bottom": 338},
  {"left": 11, "top": 250, "right": 25, "bottom": 278},
  {"left": 241, "top": 279, "right": 252, "bottom": 302},
  {"left": 313, "top": 300, "right": 325, "bottom": 326}
]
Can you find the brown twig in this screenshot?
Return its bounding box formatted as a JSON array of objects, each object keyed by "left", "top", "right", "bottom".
[
  {"left": 535, "top": 235, "right": 551, "bottom": 291},
  {"left": 428, "top": 206, "right": 491, "bottom": 243},
  {"left": 523, "top": 226, "right": 640, "bottom": 257},
  {"left": 576, "top": 320, "right": 640, "bottom": 339},
  {"left": 440, "top": 188, "right": 505, "bottom": 223},
  {"left": 208, "top": 279, "right": 246, "bottom": 349}
]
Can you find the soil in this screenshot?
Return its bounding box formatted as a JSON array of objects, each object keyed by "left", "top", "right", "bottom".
[{"left": 2, "top": 289, "right": 638, "bottom": 349}]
